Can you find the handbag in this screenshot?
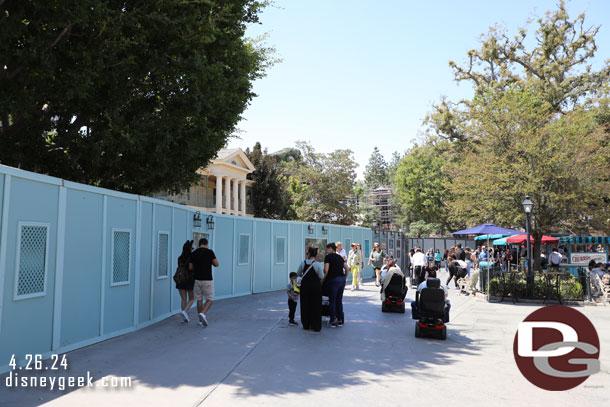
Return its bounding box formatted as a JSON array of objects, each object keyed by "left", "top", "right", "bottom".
[{"left": 173, "top": 261, "right": 193, "bottom": 285}]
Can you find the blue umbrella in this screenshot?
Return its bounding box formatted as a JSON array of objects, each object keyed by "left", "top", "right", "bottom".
[
  {"left": 451, "top": 223, "right": 522, "bottom": 236},
  {"left": 474, "top": 233, "right": 513, "bottom": 241}
]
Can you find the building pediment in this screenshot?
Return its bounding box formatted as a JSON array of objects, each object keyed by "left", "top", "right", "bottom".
[{"left": 211, "top": 148, "right": 256, "bottom": 173}]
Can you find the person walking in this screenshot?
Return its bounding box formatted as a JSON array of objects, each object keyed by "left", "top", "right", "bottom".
[
  {"left": 324, "top": 242, "right": 350, "bottom": 328},
  {"left": 297, "top": 247, "right": 325, "bottom": 332},
  {"left": 368, "top": 242, "right": 387, "bottom": 287},
  {"left": 426, "top": 249, "right": 435, "bottom": 266},
  {"left": 357, "top": 243, "right": 365, "bottom": 286},
  {"left": 336, "top": 241, "right": 347, "bottom": 262},
  {"left": 176, "top": 240, "right": 195, "bottom": 323},
  {"left": 188, "top": 238, "right": 219, "bottom": 327},
  {"left": 348, "top": 243, "right": 363, "bottom": 291},
  {"left": 434, "top": 249, "right": 442, "bottom": 270}
]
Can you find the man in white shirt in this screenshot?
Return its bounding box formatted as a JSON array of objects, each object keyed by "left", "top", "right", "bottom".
[
  {"left": 336, "top": 241, "right": 347, "bottom": 262},
  {"left": 549, "top": 247, "right": 563, "bottom": 270},
  {"left": 411, "top": 248, "right": 427, "bottom": 285}
]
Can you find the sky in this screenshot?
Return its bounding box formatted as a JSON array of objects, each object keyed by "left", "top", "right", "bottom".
[{"left": 228, "top": 0, "right": 610, "bottom": 178}]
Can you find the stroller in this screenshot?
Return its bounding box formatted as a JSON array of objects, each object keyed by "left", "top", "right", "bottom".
[
  {"left": 321, "top": 295, "right": 330, "bottom": 319},
  {"left": 381, "top": 272, "right": 408, "bottom": 313},
  {"left": 414, "top": 278, "right": 447, "bottom": 340}
]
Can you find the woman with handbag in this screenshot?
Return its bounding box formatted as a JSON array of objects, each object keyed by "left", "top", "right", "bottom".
[
  {"left": 296, "top": 247, "right": 325, "bottom": 332},
  {"left": 175, "top": 240, "right": 195, "bottom": 323}
]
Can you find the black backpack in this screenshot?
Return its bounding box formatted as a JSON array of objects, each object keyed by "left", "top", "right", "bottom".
[{"left": 173, "top": 261, "right": 192, "bottom": 285}]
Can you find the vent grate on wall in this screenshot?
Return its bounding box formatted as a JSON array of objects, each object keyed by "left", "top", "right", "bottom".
[
  {"left": 16, "top": 225, "right": 48, "bottom": 297},
  {"left": 158, "top": 233, "right": 169, "bottom": 277},
  {"left": 112, "top": 231, "right": 130, "bottom": 284}
]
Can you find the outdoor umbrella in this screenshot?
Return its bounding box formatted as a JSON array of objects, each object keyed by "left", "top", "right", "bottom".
[
  {"left": 475, "top": 233, "right": 514, "bottom": 241},
  {"left": 451, "top": 223, "right": 522, "bottom": 236},
  {"left": 506, "top": 235, "right": 559, "bottom": 245}
]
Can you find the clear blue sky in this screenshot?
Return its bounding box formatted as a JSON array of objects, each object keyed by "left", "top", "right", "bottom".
[{"left": 228, "top": 0, "right": 610, "bottom": 178}]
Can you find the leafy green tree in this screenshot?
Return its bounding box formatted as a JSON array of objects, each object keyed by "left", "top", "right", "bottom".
[
  {"left": 245, "top": 142, "right": 290, "bottom": 219},
  {"left": 426, "top": 2, "right": 610, "bottom": 269},
  {"left": 287, "top": 141, "right": 358, "bottom": 225},
  {"left": 393, "top": 144, "right": 452, "bottom": 235},
  {"left": 0, "top": 0, "right": 270, "bottom": 194},
  {"left": 408, "top": 220, "right": 441, "bottom": 238},
  {"left": 364, "top": 147, "right": 389, "bottom": 189}
]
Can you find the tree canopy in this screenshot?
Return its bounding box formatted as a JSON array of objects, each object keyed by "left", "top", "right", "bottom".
[
  {"left": 286, "top": 141, "right": 358, "bottom": 225},
  {"left": 0, "top": 0, "right": 270, "bottom": 194},
  {"left": 245, "top": 142, "right": 290, "bottom": 220},
  {"left": 417, "top": 1, "right": 610, "bottom": 268},
  {"left": 364, "top": 147, "right": 389, "bottom": 189}
]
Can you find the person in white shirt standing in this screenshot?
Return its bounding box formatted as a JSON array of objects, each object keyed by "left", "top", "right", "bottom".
[
  {"left": 336, "top": 241, "right": 347, "bottom": 262},
  {"left": 411, "top": 248, "right": 427, "bottom": 286},
  {"left": 549, "top": 247, "right": 563, "bottom": 270}
]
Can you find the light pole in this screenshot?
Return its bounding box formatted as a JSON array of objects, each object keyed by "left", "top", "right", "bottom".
[{"left": 522, "top": 195, "right": 534, "bottom": 297}]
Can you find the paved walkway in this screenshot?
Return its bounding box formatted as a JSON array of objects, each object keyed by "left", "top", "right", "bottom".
[{"left": 1, "top": 270, "right": 609, "bottom": 406}]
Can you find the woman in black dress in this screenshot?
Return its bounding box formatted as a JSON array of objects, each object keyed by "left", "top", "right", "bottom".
[
  {"left": 297, "top": 247, "right": 325, "bottom": 332},
  {"left": 176, "top": 240, "right": 195, "bottom": 323}
]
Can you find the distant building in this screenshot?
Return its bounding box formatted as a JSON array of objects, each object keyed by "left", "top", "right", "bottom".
[{"left": 153, "top": 148, "right": 255, "bottom": 216}]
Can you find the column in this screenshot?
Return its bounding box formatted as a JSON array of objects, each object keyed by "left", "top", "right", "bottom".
[
  {"left": 215, "top": 176, "right": 223, "bottom": 213},
  {"left": 232, "top": 178, "right": 239, "bottom": 216},
  {"left": 224, "top": 176, "right": 231, "bottom": 214},
  {"left": 240, "top": 181, "right": 246, "bottom": 216}
]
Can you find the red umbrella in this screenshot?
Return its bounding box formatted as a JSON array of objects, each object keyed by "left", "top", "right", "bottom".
[{"left": 505, "top": 235, "right": 559, "bottom": 245}]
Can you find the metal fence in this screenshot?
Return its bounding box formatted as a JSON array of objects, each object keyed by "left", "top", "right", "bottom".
[{"left": 477, "top": 264, "right": 586, "bottom": 303}]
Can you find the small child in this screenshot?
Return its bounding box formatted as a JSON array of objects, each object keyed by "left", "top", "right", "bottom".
[{"left": 287, "top": 272, "right": 299, "bottom": 326}]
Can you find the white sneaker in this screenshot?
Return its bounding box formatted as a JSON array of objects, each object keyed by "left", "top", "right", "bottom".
[
  {"left": 199, "top": 313, "right": 208, "bottom": 327},
  {"left": 181, "top": 310, "right": 189, "bottom": 323},
  {"left": 351, "top": 286, "right": 355, "bottom": 291}
]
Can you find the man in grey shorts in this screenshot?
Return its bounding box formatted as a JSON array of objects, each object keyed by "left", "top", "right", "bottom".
[{"left": 188, "top": 238, "right": 219, "bottom": 327}]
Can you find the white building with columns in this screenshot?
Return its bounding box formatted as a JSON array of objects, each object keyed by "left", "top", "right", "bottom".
[{"left": 153, "top": 148, "right": 255, "bottom": 217}]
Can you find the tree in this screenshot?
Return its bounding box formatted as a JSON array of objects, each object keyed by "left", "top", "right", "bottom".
[
  {"left": 245, "top": 142, "right": 290, "bottom": 220},
  {"left": 408, "top": 220, "right": 441, "bottom": 238},
  {"left": 364, "top": 147, "right": 389, "bottom": 189},
  {"left": 426, "top": 2, "right": 610, "bottom": 269},
  {"left": 393, "top": 144, "right": 453, "bottom": 234},
  {"left": 0, "top": 1, "right": 271, "bottom": 194},
  {"left": 287, "top": 141, "right": 358, "bottom": 225}
]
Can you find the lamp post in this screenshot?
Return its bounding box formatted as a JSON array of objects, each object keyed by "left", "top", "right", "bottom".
[{"left": 522, "top": 195, "right": 534, "bottom": 297}]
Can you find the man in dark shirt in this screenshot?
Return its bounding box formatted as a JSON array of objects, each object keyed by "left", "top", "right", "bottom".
[
  {"left": 188, "top": 238, "right": 219, "bottom": 327},
  {"left": 454, "top": 243, "right": 466, "bottom": 262}
]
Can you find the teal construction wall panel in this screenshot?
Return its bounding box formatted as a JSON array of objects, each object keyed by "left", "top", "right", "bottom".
[
  {"left": 152, "top": 204, "right": 172, "bottom": 319},
  {"left": 234, "top": 219, "right": 253, "bottom": 295},
  {"left": 0, "top": 177, "right": 59, "bottom": 368},
  {"left": 103, "top": 197, "right": 137, "bottom": 335},
  {"left": 253, "top": 221, "right": 272, "bottom": 293},
  {"left": 214, "top": 217, "right": 234, "bottom": 298},
  {"left": 60, "top": 189, "right": 103, "bottom": 347},
  {"left": 139, "top": 202, "right": 153, "bottom": 324}
]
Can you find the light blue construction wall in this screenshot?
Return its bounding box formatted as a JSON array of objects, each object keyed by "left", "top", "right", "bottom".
[{"left": 0, "top": 165, "right": 373, "bottom": 373}]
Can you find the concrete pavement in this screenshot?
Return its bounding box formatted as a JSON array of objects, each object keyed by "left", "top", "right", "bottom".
[{"left": 1, "top": 269, "right": 609, "bottom": 406}]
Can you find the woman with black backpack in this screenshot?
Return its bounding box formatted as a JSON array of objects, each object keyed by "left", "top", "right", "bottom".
[
  {"left": 175, "top": 240, "right": 195, "bottom": 323},
  {"left": 297, "top": 247, "right": 325, "bottom": 332}
]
